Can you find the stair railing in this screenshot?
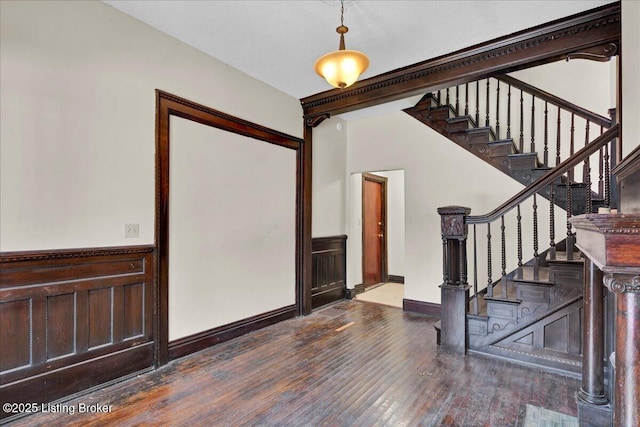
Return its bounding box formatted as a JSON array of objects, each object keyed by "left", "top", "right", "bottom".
[
  {"left": 438, "top": 124, "right": 619, "bottom": 354},
  {"left": 435, "top": 75, "right": 616, "bottom": 199}
]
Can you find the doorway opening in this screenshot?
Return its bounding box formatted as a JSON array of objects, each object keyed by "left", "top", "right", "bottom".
[{"left": 349, "top": 170, "right": 405, "bottom": 308}]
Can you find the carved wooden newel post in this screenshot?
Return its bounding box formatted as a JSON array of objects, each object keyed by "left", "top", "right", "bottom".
[{"left": 438, "top": 206, "right": 471, "bottom": 355}]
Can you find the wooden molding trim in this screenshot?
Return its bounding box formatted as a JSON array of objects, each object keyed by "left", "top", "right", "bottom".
[
  {"left": 300, "top": 2, "right": 620, "bottom": 120},
  {"left": 403, "top": 299, "right": 441, "bottom": 317},
  {"left": 156, "top": 90, "right": 308, "bottom": 365},
  {"left": 354, "top": 283, "right": 365, "bottom": 295},
  {"left": 388, "top": 275, "right": 405, "bottom": 284},
  {"left": 0, "top": 245, "right": 154, "bottom": 264},
  {"left": 168, "top": 305, "right": 296, "bottom": 360}
]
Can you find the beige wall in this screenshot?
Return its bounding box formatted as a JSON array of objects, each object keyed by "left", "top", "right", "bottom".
[
  {"left": 0, "top": 0, "right": 302, "bottom": 251},
  {"left": 622, "top": 0, "right": 640, "bottom": 158},
  {"left": 312, "top": 117, "right": 348, "bottom": 236},
  {"left": 169, "top": 117, "right": 296, "bottom": 340}
]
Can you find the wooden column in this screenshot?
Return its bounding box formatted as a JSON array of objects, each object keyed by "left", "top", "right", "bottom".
[
  {"left": 438, "top": 206, "right": 471, "bottom": 355},
  {"left": 577, "top": 258, "right": 608, "bottom": 425},
  {"left": 572, "top": 214, "right": 640, "bottom": 427},
  {"left": 604, "top": 273, "right": 640, "bottom": 427}
]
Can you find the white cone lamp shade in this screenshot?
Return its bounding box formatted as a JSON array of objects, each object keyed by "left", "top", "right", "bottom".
[{"left": 315, "top": 48, "right": 369, "bottom": 89}]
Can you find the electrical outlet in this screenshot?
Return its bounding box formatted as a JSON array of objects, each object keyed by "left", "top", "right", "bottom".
[{"left": 125, "top": 224, "right": 139, "bottom": 238}]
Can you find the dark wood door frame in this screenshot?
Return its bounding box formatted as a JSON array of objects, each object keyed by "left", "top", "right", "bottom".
[
  {"left": 155, "top": 90, "right": 307, "bottom": 366},
  {"left": 362, "top": 173, "right": 388, "bottom": 287}
]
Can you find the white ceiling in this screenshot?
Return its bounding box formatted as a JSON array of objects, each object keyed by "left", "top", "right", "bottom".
[{"left": 103, "top": 0, "right": 613, "bottom": 118}]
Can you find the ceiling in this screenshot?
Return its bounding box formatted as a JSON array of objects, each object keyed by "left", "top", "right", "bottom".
[{"left": 103, "top": 0, "right": 614, "bottom": 119}]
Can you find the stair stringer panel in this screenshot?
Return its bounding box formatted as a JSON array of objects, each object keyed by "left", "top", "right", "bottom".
[{"left": 473, "top": 298, "right": 583, "bottom": 377}]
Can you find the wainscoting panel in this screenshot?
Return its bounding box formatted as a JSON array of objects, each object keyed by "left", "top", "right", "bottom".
[
  {"left": 0, "top": 246, "right": 155, "bottom": 421},
  {"left": 312, "top": 236, "right": 347, "bottom": 310}
]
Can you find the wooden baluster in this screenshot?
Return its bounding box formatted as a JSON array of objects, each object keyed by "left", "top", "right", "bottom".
[
  {"left": 585, "top": 157, "right": 593, "bottom": 213},
  {"left": 437, "top": 90, "right": 442, "bottom": 105},
  {"left": 495, "top": 80, "right": 500, "bottom": 140},
  {"left": 556, "top": 106, "right": 562, "bottom": 165},
  {"left": 604, "top": 143, "right": 611, "bottom": 208},
  {"left": 585, "top": 120, "right": 590, "bottom": 147},
  {"left": 549, "top": 185, "right": 556, "bottom": 261},
  {"left": 485, "top": 79, "right": 490, "bottom": 127},
  {"left": 501, "top": 215, "right": 507, "bottom": 298},
  {"left": 487, "top": 223, "right": 493, "bottom": 298},
  {"left": 507, "top": 84, "right": 512, "bottom": 140},
  {"left": 459, "top": 238, "right": 467, "bottom": 286},
  {"left": 543, "top": 101, "right": 549, "bottom": 167},
  {"left": 517, "top": 205, "right": 523, "bottom": 279},
  {"left": 599, "top": 146, "right": 604, "bottom": 197},
  {"left": 475, "top": 80, "right": 480, "bottom": 125},
  {"left": 446, "top": 88, "right": 450, "bottom": 106},
  {"left": 566, "top": 177, "right": 575, "bottom": 260},
  {"left": 442, "top": 237, "right": 449, "bottom": 286},
  {"left": 465, "top": 83, "right": 469, "bottom": 117},
  {"left": 455, "top": 85, "right": 460, "bottom": 115},
  {"left": 533, "top": 194, "right": 540, "bottom": 281},
  {"left": 530, "top": 95, "right": 536, "bottom": 154},
  {"left": 519, "top": 89, "right": 524, "bottom": 153},
  {"left": 472, "top": 224, "right": 478, "bottom": 315},
  {"left": 569, "top": 113, "right": 575, "bottom": 182}
]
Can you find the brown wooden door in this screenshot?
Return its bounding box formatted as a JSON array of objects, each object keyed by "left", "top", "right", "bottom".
[{"left": 362, "top": 173, "right": 387, "bottom": 287}]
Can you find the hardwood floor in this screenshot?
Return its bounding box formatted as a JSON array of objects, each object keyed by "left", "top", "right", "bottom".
[{"left": 6, "top": 301, "right": 580, "bottom": 426}]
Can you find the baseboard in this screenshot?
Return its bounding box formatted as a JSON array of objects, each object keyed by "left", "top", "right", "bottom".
[
  {"left": 1, "top": 343, "right": 153, "bottom": 422},
  {"left": 169, "top": 305, "right": 296, "bottom": 360},
  {"left": 403, "top": 299, "right": 441, "bottom": 317},
  {"left": 388, "top": 275, "right": 405, "bottom": 284},
  {"left": 354, "top": 283, "right": 365, "bottom": 295}
]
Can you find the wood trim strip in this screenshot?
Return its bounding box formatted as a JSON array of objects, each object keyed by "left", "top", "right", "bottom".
[
  {"left": 403, "top": 299, "right": 441, "bottom": 317},
  {"left": 388, "top": 275, "right": 405, "bottom": 284},
  {"left": 156, "top": 90, "right": 308, "bottom": 364},
  {"left": 168, "top": 305, "right": 296, "bottom": 360},
  {"left": 0, "top": 245, "right": 154, "bottom": 263},
  {"left": 300, "top": 3, "right": 620, "bottom": 119}
]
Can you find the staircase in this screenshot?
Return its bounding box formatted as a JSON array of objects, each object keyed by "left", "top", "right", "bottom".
[
  {"left": 404, "top": 75, "right": 614, "bottom": 216},
  {"left": 417, "top": 74, "right": 620, "bottom": 376}
]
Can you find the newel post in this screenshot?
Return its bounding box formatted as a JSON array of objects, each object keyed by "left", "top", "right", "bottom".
[{"left": 437, "top": 206, "right": 471, "bottom": 354}]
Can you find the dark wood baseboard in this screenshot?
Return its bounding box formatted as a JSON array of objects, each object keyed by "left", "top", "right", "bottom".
[
  {"left": 354, "top": 283, "right": 365, "bottom": 295},
  {"left": 168, "top": 305, "right": 297, "bottom": 360},
  {"left": 1, "top": 343, "right": 153, "bottom": 422},
  {"left": 388, "top": 275, "right": 405, "bottom": 284},
  {"left": 403, "top": 299, "right": 441, "bottom": 317}
]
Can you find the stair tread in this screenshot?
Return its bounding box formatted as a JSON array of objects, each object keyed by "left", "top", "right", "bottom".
[
  {"left": 446, "top": 115, "right": 472, "bottom": 123},
  {"left": 547, "top": 251, "right": 583, "bottom": 263},
  {"left": 512, "top": 266, "right": 551, "bottom": 284}
]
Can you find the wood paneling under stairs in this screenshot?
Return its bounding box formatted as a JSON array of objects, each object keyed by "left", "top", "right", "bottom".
[{"left": 12, "top": 301, "right": 580, "bottom": 426}]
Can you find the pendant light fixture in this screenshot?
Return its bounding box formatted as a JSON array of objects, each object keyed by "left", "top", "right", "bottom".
[{"left": 314, "top": 0, "right": 369, "bottom": 89}]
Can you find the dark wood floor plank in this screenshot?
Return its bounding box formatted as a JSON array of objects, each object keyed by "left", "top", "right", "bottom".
[{"left": 7, "top": 300, "right": 580, "bottom": 426}]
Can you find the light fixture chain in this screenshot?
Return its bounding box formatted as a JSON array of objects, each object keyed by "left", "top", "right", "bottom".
[{"left": 340, "top": 0, "right": 344, "bottom": 26}]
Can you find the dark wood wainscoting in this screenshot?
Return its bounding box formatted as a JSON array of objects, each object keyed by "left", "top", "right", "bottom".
[
  {"left": 0, "top": 246, "right": 155, "bottom": 421},
  {"left": 312, "top": 235, "right": 347, "bottom": 310}
]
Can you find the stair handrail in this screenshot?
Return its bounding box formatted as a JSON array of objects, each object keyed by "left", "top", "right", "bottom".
[
  {"left": 497, "top": 74, "right": 612, "bottom": 129},
  {"left": 467, "top": 123, "right": 619, "bottom": 225}
]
